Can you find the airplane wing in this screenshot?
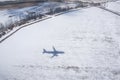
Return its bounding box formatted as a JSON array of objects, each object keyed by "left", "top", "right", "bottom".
[
  {"left": 53, "top": 46, "right": 56, "bottom": 51},
  {"left": 51, "top": 54, "right": 58, "bottom": 58}
]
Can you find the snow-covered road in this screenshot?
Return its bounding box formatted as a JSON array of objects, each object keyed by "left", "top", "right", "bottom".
[{"left": 0, "top": 7, "right": 120, "bottom": 80}]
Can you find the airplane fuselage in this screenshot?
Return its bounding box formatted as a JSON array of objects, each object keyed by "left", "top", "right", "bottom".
[{"left": 44, "top": 51, "right": 64, "bottom": 54}]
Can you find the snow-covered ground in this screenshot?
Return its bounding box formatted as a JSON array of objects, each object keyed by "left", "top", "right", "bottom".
[
  {"left": 0, "top": 6, "right": 120, "bottom": 80},
  {"left": 0, "top": 2, "right": 79, "bottom": 27},
  {"left": 0, "top": 2, "right": 80, "bottom": 38},
  {"left": 104, "top": 0, "right": 120, "bottom": 13}
]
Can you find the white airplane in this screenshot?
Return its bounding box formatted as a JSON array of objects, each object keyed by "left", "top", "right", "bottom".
[{"left": 43, "top": 46, "right": 64, "bottom": 57}]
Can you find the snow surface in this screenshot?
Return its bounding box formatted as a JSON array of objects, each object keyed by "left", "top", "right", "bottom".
[
  {"left": 0, "top": 6, "right": 120, "bottom": 80},
  {"left": 104, "top": 0, "right": 120, "bottom": 13},
  {"left": 0, "top": 2, "right": 79, "bottom": 35}
]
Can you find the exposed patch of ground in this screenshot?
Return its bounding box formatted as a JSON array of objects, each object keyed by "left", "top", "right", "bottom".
[{"left": 0, "top": 2, "right": 40, "bottom": 10}]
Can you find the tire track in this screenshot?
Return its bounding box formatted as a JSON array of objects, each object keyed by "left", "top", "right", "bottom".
[{"left": 99, "top": 6, "right": 120, "bottom": 16}]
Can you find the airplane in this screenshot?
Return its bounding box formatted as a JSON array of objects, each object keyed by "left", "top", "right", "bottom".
[{"left": 43, "top": 46, "right": 64, "bottom": 58}]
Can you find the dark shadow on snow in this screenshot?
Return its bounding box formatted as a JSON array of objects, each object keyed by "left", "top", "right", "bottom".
[{"left": 42, "top": 46, "right": 64, "bottom": 58}]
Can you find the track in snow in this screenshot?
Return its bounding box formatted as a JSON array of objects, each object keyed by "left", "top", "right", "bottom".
[{"left": 99, "top": 6, "right": 120, "bottom": 16}]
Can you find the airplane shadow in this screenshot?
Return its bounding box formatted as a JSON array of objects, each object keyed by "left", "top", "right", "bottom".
[{"left": 42, "top": 46, "right": 64, "bottom": 58}]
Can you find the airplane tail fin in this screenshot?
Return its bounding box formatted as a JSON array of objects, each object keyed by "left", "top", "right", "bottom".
[{"left": 43, "top": 49, "right": 46, "bottom": 54}]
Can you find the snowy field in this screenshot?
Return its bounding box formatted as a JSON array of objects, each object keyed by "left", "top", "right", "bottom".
[
  {"left": 104, "top": 0, "right": 120, "bottom": 13},
  {"left": 0, "top": 6, "right": 120, "bottom": 80}
]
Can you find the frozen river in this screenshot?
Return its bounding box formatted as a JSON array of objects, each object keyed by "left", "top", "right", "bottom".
[{"left": 0, "top": 7, "right": 120, "bottom": 80}]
